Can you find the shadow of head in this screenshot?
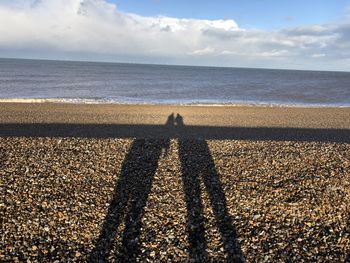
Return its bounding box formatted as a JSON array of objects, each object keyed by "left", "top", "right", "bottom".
[
  {"left": 165, "top": 113, "right": 184, "bottom": 127},
  {"left": 175, "top": 114, "right": 184, "bottom": 127},
  {"left": 165, "top": 113, "right": 175, "bottom": 127}
]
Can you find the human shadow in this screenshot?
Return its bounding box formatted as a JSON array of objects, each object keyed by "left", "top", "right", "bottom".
[
  {"left": 3, "top": 113, "right": 349, "bottom": 262},
  {"left": 165, "top": 112, "right": 175, "bottom": 127},
  {"left": 89, "top": 138, "right": 170, "bottom": 262},
  {"left": 176, "top": 114, "right": 244, "bottom": 262},
  {"left": 89, "top": 114, "right": 243, "bottom": 262}
]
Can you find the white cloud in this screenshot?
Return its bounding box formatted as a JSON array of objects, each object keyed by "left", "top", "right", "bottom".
[
  {"left": 311, "top": 53, "right": 326, "bottom": 58},
  {"left": 190, "top": 47, "right": 216, "bottom": 56},
  {"left": 0, "top": 0, "right": 350, "bottom": 71}
]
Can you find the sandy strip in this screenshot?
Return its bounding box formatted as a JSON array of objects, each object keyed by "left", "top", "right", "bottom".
[{"left": 0, "top": 102, "right": 349, "bottom": 128}]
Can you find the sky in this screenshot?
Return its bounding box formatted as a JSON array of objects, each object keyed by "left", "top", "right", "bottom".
[
  {"left": 112, "top": 0, "right": 349, "bottom": 30},
  {"left": 0, "top": 0, "right": 350, "bottom": 71}
]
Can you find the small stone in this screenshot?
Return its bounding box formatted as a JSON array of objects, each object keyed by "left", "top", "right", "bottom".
[{"left": 253, "top": 214, "right": 261, "bottom": 220}]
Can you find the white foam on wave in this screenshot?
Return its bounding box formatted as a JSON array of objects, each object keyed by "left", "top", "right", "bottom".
[
  {"left": 0, "top": 98, "right": 107, "bottom": 104},
  {"left": 0, "top": 98, "right": 349, "bottom": 108}
]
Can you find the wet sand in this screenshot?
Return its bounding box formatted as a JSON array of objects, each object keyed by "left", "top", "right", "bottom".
[{"left": 1, "top": 103, "right": 350, "bottom": 262}]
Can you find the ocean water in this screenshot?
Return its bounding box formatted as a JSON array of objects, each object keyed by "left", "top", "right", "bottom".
[{"left": 0, "top": 58, "right": 349, "bottom": 107}]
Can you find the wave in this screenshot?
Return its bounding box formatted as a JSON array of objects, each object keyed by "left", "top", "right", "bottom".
[{"left": 0, "top": 97, "right": 349, "bottom": 108}]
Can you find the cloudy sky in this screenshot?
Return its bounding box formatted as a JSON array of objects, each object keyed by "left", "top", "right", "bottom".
[{"left": 1, "top": 0, "right": 350, "bottom": 71}]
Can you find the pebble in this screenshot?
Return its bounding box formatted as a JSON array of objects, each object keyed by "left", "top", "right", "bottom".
[{"left": 1, "top": 137, "right": 349, "bottom": 262}]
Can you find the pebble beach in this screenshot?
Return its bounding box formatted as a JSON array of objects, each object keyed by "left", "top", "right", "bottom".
[{"left": 1, "top": 103, "right": 350, "bottom": 262}]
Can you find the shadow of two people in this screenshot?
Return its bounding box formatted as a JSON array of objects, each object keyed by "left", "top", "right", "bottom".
[
  {"left": 165, "top": 113, "right": 184, "bottom": 128},
  {"left": 90, "top": 114, "right": 243, "bottom": 262}
]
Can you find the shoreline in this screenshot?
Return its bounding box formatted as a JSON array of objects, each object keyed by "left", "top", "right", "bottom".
[{"left": 0, "top": 99, "right": 349, "bottom": 108}]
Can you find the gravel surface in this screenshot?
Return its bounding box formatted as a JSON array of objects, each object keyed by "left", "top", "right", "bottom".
[{"left": 1, "top": 137, "right": 349, "bottom": 262}]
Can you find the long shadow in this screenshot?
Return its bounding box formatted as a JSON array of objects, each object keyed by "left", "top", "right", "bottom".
[
  {"left": 0, "top": 123, "right": 349, "bottom": 143},
  {"left": 177, "top": 114, "right": 244, "bottom": 262},
  {"left": 89, "top": 138, "right": 170, "bottom": 262},
  {"left": 2, "top": 115, "right": 350, "bottom": 262}
]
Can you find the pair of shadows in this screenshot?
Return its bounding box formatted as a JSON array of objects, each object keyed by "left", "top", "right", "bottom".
[
  {"left": 165, "top": 112, "right": 184, "bottom": 127},
  {"left": 89, "top": 115, "right": 243, "bottom": 262}
]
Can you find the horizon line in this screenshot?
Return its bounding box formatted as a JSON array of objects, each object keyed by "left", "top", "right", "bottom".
[{"left": 1, "top": 56, "right": 350, "bottom": 74}]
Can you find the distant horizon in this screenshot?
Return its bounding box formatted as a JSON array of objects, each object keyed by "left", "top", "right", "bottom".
[{"left": 2, "top": 56, "right": 350, "bottom": 74}]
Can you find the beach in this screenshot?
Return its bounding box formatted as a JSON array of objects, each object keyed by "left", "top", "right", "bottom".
[{"left": 1, "top": 103, "right": 350, "bottom": 262}]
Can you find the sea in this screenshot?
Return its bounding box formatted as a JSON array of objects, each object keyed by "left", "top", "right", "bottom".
[{"left": 0, "top": 58, "right": 349, "bottom": 107}]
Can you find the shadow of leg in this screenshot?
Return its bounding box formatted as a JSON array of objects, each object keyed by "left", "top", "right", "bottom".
[
  {"left": 90, "top": 139, "right": 169, "bottom": 262},
  {"left": 198, "top": 141, "right": 244, "bottom": 263},
  {"left": 119, "top": 139, "right": 170, "bottom": 261},
  {"left": 179, "top": 139, "right": 208, "bottom": 262},
  {"left": 179, "top": 139, "right": 244, "bottom": 263}
]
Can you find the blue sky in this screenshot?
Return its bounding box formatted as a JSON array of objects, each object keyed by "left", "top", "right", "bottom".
[
  {"left": 1, "top": 0, "right": 350, "bottom": 71},
  {"left": 111, "top": 0, "right": 350, "bottom": 29}
]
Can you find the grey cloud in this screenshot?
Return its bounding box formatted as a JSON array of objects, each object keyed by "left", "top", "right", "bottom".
[
  {"left": 282, "top": 25, "right": 332, "bottom": 36},
  {"left": 202, "top": 28, "right": 246, "bottom": 40},
  {"left": 335, "top": 24, "right": 350, "bottom": 41}
]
